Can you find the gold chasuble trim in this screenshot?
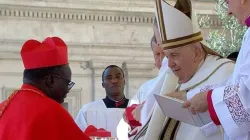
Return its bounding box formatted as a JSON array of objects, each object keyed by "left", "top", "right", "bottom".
[
  {"left": 180, "top": 61, "right": 234, "bottom": 92},
  {"left": 160, "top": 118, "right": 180, "bottom": 140}
]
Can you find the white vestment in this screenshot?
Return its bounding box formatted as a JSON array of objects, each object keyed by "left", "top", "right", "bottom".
[
  {"left": 116, "top": 57, "right": 169, "bottom": 140},
  {"left": 75, "top": 100, "right": 125, "bottom": 137},
  {"left": 137, "top": 55, "right": 235, "bottom": 140},
  {"left": 129, "top": 77, "right": 157, "bottom": 105},
  {"left": 209, "top": 28, "right": 250, "bottom": 140}
]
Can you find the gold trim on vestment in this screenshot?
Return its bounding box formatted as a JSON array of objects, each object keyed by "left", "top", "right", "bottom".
[
  {"left": 160, "top": 118, "right": 180, "bottom": 140},
  {"left": 180, "top": 61, "right": 234, "bottom": 92},
  {"left": 0, "top": 89, "right": 44, "bottom": 118},
  {"left": 173, "top": 123, "right": 181, "bottom": 140},
  {"left": 159, "top": 86, "right": 181, "bottom": 140}
]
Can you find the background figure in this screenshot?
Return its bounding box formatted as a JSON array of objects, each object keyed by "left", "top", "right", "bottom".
[
  {"left": 75, "top": 65, "right": 129, "bottom": 137},
  {"left": 129, "top": 35, "right": 164, "bottom": 105},
  {"left": 117, "top": 20, "right": 169, "bottom": 139}
]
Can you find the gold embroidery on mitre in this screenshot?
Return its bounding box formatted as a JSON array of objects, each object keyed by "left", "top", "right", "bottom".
[
  {"left": 162, "top": 32, "right": 203, "bottom": 50},
  {"left": 156, "top": 0, "right": 167, "bottom": 42}
]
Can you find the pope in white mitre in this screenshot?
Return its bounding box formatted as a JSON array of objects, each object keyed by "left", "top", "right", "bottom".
[{"left": 126, "top": 0, "right": 236, "bottom": 140}]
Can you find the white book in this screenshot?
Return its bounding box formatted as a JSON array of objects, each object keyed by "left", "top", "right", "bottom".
[{"left": 154, "top": 94, "right": 212, "bottom": 127}]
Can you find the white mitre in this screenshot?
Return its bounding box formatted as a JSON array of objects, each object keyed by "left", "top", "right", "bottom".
[{"left": 155, "top": 0, "right": 220, "bottom": 56}]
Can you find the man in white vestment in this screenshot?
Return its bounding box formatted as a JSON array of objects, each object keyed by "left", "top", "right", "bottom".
[
  {"left": 130, "top": 0, "right": 236, "bottom": 140},
  {"left": 129, "top": 35, "right": 165, "bottom": 105},
  {"left": 75, "top": 65, "right": 129, "bottom": 137},
  {"left": 181, "top": 0, "right": 250, "bottom": 140},
  {"left": 117, "top": 38, "right": 169, "bottom": 139}
]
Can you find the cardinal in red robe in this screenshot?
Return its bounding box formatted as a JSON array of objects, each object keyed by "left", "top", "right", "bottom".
[{"left": 0, "top": 37, "right": 90, "bottom": 140}]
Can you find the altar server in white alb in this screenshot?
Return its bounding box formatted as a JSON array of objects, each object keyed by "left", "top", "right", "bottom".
[
  {"left": 182, "top": 0, "right": 250, "bottom": 140},
  {"left": 75, "top": 65, "right": 129, "bottom": 137},
  {"left": 129, "top": 35, "right": 165, "bottom": 105},
  {"left": 116, "top": 35, "right": 169, "bottom": 140},
  {"left": 131, "top": 0, "right": 236, "bottom": 139}
]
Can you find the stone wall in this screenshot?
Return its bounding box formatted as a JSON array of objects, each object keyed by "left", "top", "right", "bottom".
[{"left": 0, "top": 0, "right": 222, "bottom": 118}]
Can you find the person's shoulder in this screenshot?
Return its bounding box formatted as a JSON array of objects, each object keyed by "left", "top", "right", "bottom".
[
  {"left": 40, "top": 97, "right": 68, "bottom": 114},
  {"left": 78, "top": 99, "right": 104, "bottom": 112},
  {"left": 140, "top": 77, "right": 157, "bottom": 88},
  {"left": 208, "top": 55, "right": 235, "bottom": 64},
  {"left": 21, "top": 94, "right": 73, "bottom": 122},
  {"left": 206, "top": 56, "right": 235, "bottom": 79},
  {"left": 17, "top": 89, "right": 64, "bottom": 112}
]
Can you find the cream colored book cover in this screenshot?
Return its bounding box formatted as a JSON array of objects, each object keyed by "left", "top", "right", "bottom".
[{"left": 154, "top": 94, "right": 212, "bottom": 127}]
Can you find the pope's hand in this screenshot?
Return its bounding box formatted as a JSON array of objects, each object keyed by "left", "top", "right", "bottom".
[
  {"left": 182, "top": 92, "right": 208, "bottom": 115},
  {"left": 166, "top": 91, "right": 187, "bottom": 101}
]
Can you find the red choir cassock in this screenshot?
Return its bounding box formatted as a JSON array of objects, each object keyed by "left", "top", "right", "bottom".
[{"left": 0, "top": 37, "right": 90, "bottom": 140}]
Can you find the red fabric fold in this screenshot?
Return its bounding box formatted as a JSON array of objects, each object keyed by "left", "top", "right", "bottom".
[
  {"left": 207, "top": 90, "right": 221, "bottom": 125},
  {"left": 125, "top": 104, "right": 142, "bottom": 126},
  {"left": 84, "top": 125, "right": 111, "bottom": 137}
]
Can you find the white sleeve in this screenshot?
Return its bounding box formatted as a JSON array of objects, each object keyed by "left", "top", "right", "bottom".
[
  {"left": 74, "top": 107, "right": 88, "bottom": 131},
  {"left": 116, "top": 118, "right": 130, "bottom": 140},
  {"left": 212, "top": 53, "right": 250, "bottom": 138},
  {"left": 129, "top": 87, "right": 142, "bottom": 106},
  {"left": 186, "top": 63, "right": 234, "bottom": 137}
]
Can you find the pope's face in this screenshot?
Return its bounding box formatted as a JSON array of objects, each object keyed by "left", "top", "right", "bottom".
[{"left": 164, "top": 44, "right": 200, "bottom": 84}]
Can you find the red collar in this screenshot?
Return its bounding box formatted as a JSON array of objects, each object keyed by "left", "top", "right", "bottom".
[
  {"left": 246, "top": 15, "right": 250, "bottom": 27},
  {"left": 115, "top": 99, "right": 125, "bottom": 107},
  {"left": 21, "top": 84, "right": 46, "bottom": 96}
]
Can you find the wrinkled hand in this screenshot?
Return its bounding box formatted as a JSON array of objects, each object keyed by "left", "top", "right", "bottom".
[
  {"left": 131, "top": 102, "right": 145, "bottom": 122},
  {"left": 182, "top": 92, "right": 208, "bottom": 115},
  {"left": 166, "top": 91, "right": 187, "bottom": 101}
]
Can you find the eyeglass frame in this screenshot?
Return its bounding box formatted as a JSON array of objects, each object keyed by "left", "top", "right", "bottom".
[{"left": 46, "top": 74, "right": 75, "bottom": 90}]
